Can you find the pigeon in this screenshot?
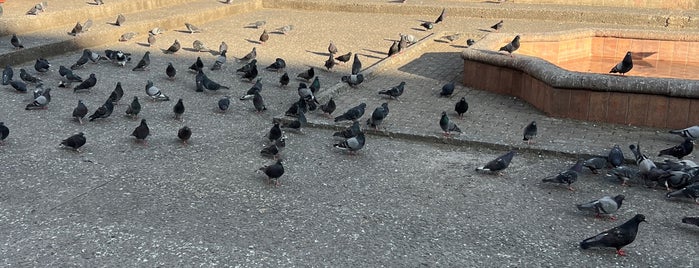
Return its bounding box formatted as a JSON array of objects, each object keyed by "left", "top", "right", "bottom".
[
  {"left": 366, "top": 103, "right": 389, "bottom": 130},
  {"left": 499, "top": 35, "right": 520, "bottom": 57},
  {"left": 466, "top": 39, "right": 476, "bottom": 46},
  {"left": 166, "top": 62, "right": 176, "bottom": 80},
  {"left": 397, "top": 35, "right": 408, "bottom": 53},
  {"left": 454, "top": 97, "right": 468, "bottom": 118},
  {"left": 259, "top": 159, "right": 284, "bottom": 186},
  {"left": 34, "top": 58, "right": 50, "bottom": 73},
  {"left": 249, "top": 20, "right": 266, "bottom": 29},
  {"left": 439, "top": 81, "right": 455, "bottom": 97},
  {"left": 241, "top": 64, "right": 258, "bottom": 82},
  {"left": 378, "top": 82, "right": 405, "bottom": 100},
  {"left": 335, "top": 52, "right": 352, "bottom": 64},
  {"left": 164, "top": 39, "right": 180, "bottom": 54},
  {"left": 74, "top": 73, "right": 97, "bottom": 92},
  {"left": 192, "top": 40, "right": 207, "bottom": 52},
  {"left": 608, "top": 145, "right": 625, "bottom": 167},
  {"left": 145, "top": 80, "right": 170, "bottom": 101},
  {"left": 88, "top": 99, "right": 114, "bottom": 121},
  {"left": 268, "top": 122, "right": 282, "bottom": 143},
  {"left": 72, "top": 100, "right": 88, "bottom": 124},
  {"left": 606, "top": 166, "right": 641, "bottom": 187},
  {"left": 149, "top": 27, "right": 164, "bottom": 35},
  {"left": 434, "top": 8, "right": 445, "bottom": 23},
  {"left": 0, "top": 122, "right": 8, "bottom": 145},
  {"left": 297, "top": 83, "right": 315, "bottom": 102},
  {"left": 279, "top": 72, "right": 290, "bottom": 88},
  {"left": 324, "top": 53, "right": 336, "bottom": 71},
  {"left": 266, "top": 58, "right": 286, "bottom": 72},
  {"left": 629, "top": 143, "right": 656, "bottom": 173},
  {"left": 400, "top": 33, "right": 417, "bottom": 45},
  {"left": 320, "top": 98, "right": 336, "bottom": 118},
  {"left": 132, "top": 51, "right": 151, "bottom": 71},
  {"left": 132, "top": 119, "right": 150, "bottom": 145},
  {"left": 583, "top": 157, "right": 608, "bottom": 174},
  {"left": 81, "top": 19, "right": 93, "bottom": 33},
  {"left": 328, "top": 40, "right": 338, "bottom": 54},
  {"left": 125, "top": 96, "right": 141, "bottom": 118},
  {"left": 218, "top": 96, "right": 230, "bottom": 112},
  {"left": 189, "top": 57, "right": 204, "bottom": 72},
  {"left": 173, "top": 99, "right": 185, "bottom": 121},
  {"left": 108, "top": 82, "right": 124, "bottom": 104},
  {"left": 114, "top": 51, "right": 131, "bottom": 66},
  {"left": 334, "top": 132, "right": 366, "bottom": 154},
  {"left": 577, "top": 195, "right": 625, "bottom": 220},
  {"left": 444, "top": 33, "right": 461, "bottom": 43},
  {"left": 490, "top": 20, "right": 503, "bottom": 32},
  {"left": 238, "top": 47, "right": 257, "bottom": 62},
  {"left": 523, "top": 121, "right": 537, "bottom": 144},
  {"left": 309, "top": 77, "right": 321, "bottom": 94},
  {"left": 610, "top": 51, "right": 633, "bottom": 75},
  {"left": 297, "top": 67, "right": 315, "bottom": 82},
  {"left": 184, "top": 23, "right": 202, "bottom": 33},
  {"left": 71, "top": 49, "right": 91, "bottom": 69},
  {"left": 275, "top": 24, "right": 293, "bottom": 35},
  {"left": 260, "top": 142, "right": 282, "bottom": 159},
  {"left": 236, "top": 59, "right": 257, "bottom": 74},
  {"left": 669, "top": 126, "right": 699, "bottom": 140},
  {"left": 341, "top": 74, "right": 364, "bottom": 87},
  {"left": 387, "top": 41, "right": 399, "bottom": 57},
  {"left": 476, "top": 150, "right": 516, "bottom": 175},
  {"left": 59, "top": 66, "right": 83, "bottom": 87},
  {"left": 239, "top": 79, "right": 263, "bottom": 100},
  {"left": 60, "top": 133, "right": 87, "bottom": 152},
  {"left": 11, "top": 34, "right": 24, "bottom": 49},
  {"left": 333, "top": 122, "right": 361, "bottom": 140},
  {"left": 252, "top": 92, "right": 266, "bottom": 113},
  {"left": 2, "top": 65, "right": 13, "bottom": 85},
  {"left": 658, "top": 138, "right": 693, "bottom": 159},
  {"left": 542, "top": 160, "right": 584, "bottom": 191},
  {"left": 178, "top": 126, "right": 192, "bottom": 145},
  {"left": 665, "top": 183, "right": 699, "bottom": 204},
  {"left": 20, "top": 69, "right": 41, "bottom": 84},
  {"left": 334, "top": 103, "right": 366, "bottom": 123},
  {"left": 351, "top": 54, "right": 362, "bottom": 75},
  {"left": 259, "top": 30, "right": 269, "bottom": 44},
  {"left": 147, "top": 33, "right": 156, "bottom": 47},
  {"left": 682, "top": 217, "right": 699, "bottom": 226},
  {"left": 439, "top": 111, "right": 461, "bottom": 136},
  {"left": 218, "top": 41, "right": 228, "bottom": 55},
  {"left": 579, "top": 214, "right": 646, "bottom": 256},
  {"left": 10, "top": 81, "right": 28, "bottom": 93},
  {"left": 420, "top": 22, "right": 434, "bottom": 30},
  {"left": 115, "top": 14, "right": 125, "bottom": 26},
  {"left": 25, "top": 88, "right": 50, "bottom": 110},
  {"left": 119, "top": 32, "right": 137, "bottom": 42},
  {"left": 93, "top": 0, "right": 104, "bottom": 5},
  {"left": 281, "top": 107, "right": 307, "bottom": 132}
]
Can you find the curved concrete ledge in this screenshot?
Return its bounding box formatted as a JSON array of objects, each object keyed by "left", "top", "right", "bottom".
[{"left": 461, "top": 28, "right": 699, "bottom": 128}]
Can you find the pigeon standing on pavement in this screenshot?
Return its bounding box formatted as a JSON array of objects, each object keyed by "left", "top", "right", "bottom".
[
  {"left": 88, "top": 99, "right": 114, "bottom": 121},
  {"left": 132, "top": 51, "right": 151, "bottom": 71},
  {"left": 166, "top": 62, "right": 176, "bottom": 80},
  {"left": 185, "top": 23, "right": 202, "bottom": 33},
  {"left": 341, "top": 74, "right": 364, "bottom": 87},
  {"left": 334, "top": 130, "right": 366, "bottom": 153},
  {"left": 610, "top": 52, "right": 633, "bottom": 75},
  {"left": 276, "top": 24, "right": 293, "bottom": 35},
  {"left": 34, "top": 58, "right": 50, "bottom": 73},
  {"left": 334, "top": 103, "right": 366, "bottom": 123},
  {"left": 252, "top": 92, "right": 266, "bottom": 113},
  {"left": 658, "top": 138, "right": 693, "bottom": 159},
  {"left": 324, "top": 53, "right": 336, "bottom": 71},
  {"left": 25, "top": 87, "right": 50, "bottom": 110},
  {"left": 499, "top": 35, "right": 520, "bottom": 57},
  {"left": 3, "top": 65, "right": 13, "bottom": 85},
  {"left": 164, "top": 39, "right": 181, "bottom": 54},
  {"left": 238, "top": 47, "right": 257, "bottom": 62},
  {"left": 266, "top": 58, "right": 286, "bottom": 72},
  {"left": 388, "top": 41, "right": 399, "bottom": 57},
  {"left": 297, "top": 67, "right": 315, "bottom": 82},
  {"left": 72, "top": 100, "right": 88, "bottom": 124},
  {"left": 268, "top": 122, "right": 282, "bottom": 143},
  {"left": 259, "top": 30, "right": 269, "bottom": 45},
  {"left": 351, "top": 54, "right": 362, "bottom": 75},
  {"left": 20, "top": 69, "right": 41, "bottom": 83},
  {"left": 576, "top": 195, "right": 625, "bottom": 220},
  {"left": 606, "top": 166, "right": 641, "bottom": 187},
  {"left": 189, "top": 57, "right": 204, "bottom": 72},
  {"left": 192, "top": 40, "right": 208, "bottom": 52},
  {"left": 476, "top": 150, "right": 516, "bottom": 175},
  {"left": 669, "top": 126, "right": 699, "bottom": 140},
  {"left": 114, "top": 14, "right": 125, "bottom": 26},
  {"left": 126, "top": 96, "right": 141, "bottom": 118},
  {"left": 523, "top": 121, "right": 537, "bottom": 144},
  {"left": 366, "top": 103, "right": 389, "bottom": 130},
  {"left": 434, "top": 8, "right": 445, "bottom": 24},
  {"left": 629, "top": 143, "right": 656, "bottom": 173},
  {"left": 542, "top": 160, "right": 584, "bottom": 191},
  {"left": 132, "top": 119, "right": 150, "bottom": 145},
  {"left": 440, "top": 81, "right": 455, "bottom": 97},
  {"left": 178, "top": 126, "right": 192, "bottom": 145},
  {"left": 335, "top": 52, "right": 351, "bottom": 64},
  {"left": 10, "top": 81, "right": 28, "bottom": 93},
  {"left": 379, "top": 81, "right": 405, "bottom": 100},
  {"left": 259, "top": 159, "right": 284, "bottom": 186},
  {"left": 490, "top": 20, "right": 503, "bottom": 32},
  {"left": 173, "top": 99, "right": 185, "bottom": 121},
  {"left": 147, "top": 33, "right": 156, "bottom": 47},
  {"left": 210, "top": 51, "right": 227, "bottom": 71},
  {"left": 454, "top": 97, "right": 468, "bottom": 118},
  {"left": 60, "top": 132, "right": 87, "bottom": 152},
  {"left": 439, "top": 111, "right": 461, "bottom": 136},
  {"left": 665, "top": 183, "right": 699, "bottom": 204},
  {"left": 119, "top": 32, "right": 137, "bottom": 42},
  {"left": 11, "top": 34, "right": 24, "bottom": 49},
  {"left": 608, "top": 145, "right": 625, "bottom": 167},
  {"left": 218, "top": 96, "right": 230, "bottom": 112},
  {"left": 579, "top": 214, "right": 646, "bottom": 256},
  {"left": 320, "top": 98, "right": 336, "bottom": 118},
  {"left": 279, "top": 72, "right": 290, "bottom": 88},
  {"left": 145, "top": 80, "right": 170, "bottom": 101},
  {"left": 583, "top": 157, "right": 608, "bottom": 174},
  {"left": 74, "top": 73, "right": 97, "bottom": 92},
  {"left": 108, "top": 82, "right": 124, "bottom": 104},
  {"left": 328, "top": 40, "right": 338, "bottom": 54},
  {"left": 0, "top": 122, "right": 8, "bottom": 145}
]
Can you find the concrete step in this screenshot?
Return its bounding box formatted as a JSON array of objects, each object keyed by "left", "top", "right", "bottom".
[{"left": 0, "top": 0, "right": 260, "bottom": 67}]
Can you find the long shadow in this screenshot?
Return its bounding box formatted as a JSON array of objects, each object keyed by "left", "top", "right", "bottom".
[
  {"left": 411, "top": 27, "right": 427, "bottom": 32},
  {"left": 396, "top": 51, "right": 464, "bottom": 81},
  {"left": 245, "top": 39, "right": 262, "bottom": 45},
  {"left": 306, "top": 50, "right": 330, "bottom": 57},
  {"left": 363, "top": 49, "right": 388, "bottom": 57}
]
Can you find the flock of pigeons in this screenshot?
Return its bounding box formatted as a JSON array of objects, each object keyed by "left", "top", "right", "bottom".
[{"left": 2, "top": 1, "right": 697, "bottom": 257}]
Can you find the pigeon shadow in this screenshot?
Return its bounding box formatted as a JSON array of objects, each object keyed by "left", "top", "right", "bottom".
[
  {"left": 434, "top": 39, "right": 450, "bottom": 44},
  {"left": 388, "top": 0, "right": 405, "bottom": 3},
  {"left": 245, "top": 39, "right": 262, "bottom": 45},
  {"left": 451, "top": 44, "right": 469, "bottom": 49},
  {"left": 243, "top": 25, "right": 260, "bottom": 29},
  {"left": 306, "top": 50, "right": 331, "bottom": 57},
  {"left": 182, "top": 48, "right": 206, "bottom": 52},
  {"left": 397, "top": 51, "right": 465, "bottom": 82},
  {"left": 411, "top": 27, "right": 427, "bottom": 32},
  {"left": 136, "top": 42, "right": 151, "bottom": 47},
  {"left": 174, "top": 30, "right": 194, "bottom": 34},
  {"left": 632, "top": 51, "right": 658, "bottom": 59},
  {"left": 358, "top": 51, "right": 385, "bottom": 60},
  {"left": 363, "top": 49, "right": 388, "bottom": 56},
  {"left": 478, "top": 28, "right": 494, "bottom": 33},
  {"left": 383, "top": 38, "right": 400, "bottom": 42}
]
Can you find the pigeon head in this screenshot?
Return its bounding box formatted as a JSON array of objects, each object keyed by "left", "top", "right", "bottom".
[
  {"left": 632, "top": 214, "right": 646, "bottom": 223},
  {"left": 441, "top": 111, "right": 447, "bottom": 117}
]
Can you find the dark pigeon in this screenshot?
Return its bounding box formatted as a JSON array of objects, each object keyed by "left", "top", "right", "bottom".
[
  {"left": 74, "top": 73, "right": 97, "bottom": 92},
  {"left": 665, "top": 183, "right": 699, "bottom": 204},
  {"left": 279, "top": 72, "right": 290, "bottom": 88},
  {"left": 608, "top": 145, "right": 625, "bottom": 167},
  {"left": 239, "top": 78, "right": 263, "bottom": 100},
  {"left": 499, "top": 35, "right": 520, "bottom": 57},
  {"left": 490, "top": 20, "right": 503, "bottom": 32},
  {"left": 297, "top": 67, "right": 314, "bottom": 81},
  {"left": 281, "top": 107, "right": 307, "bottom": 132},
  {"left": 166, "top": 62, "right": 176, "bottom": 79},
  {"left": 173, "top": 98, "right": 185, "bottom": 121},
  {"left": 268, "top": 122, "right": 282, "bottom": 143},
  {"left": 610, "top": 51, "right": 633, "bottom": 75},
  {"left": 88, "top": 99, "right": 114, "bottom": 121},
  {"left": 10, "top": 80, "right": 27, "bottom": 93},
  {"left": 34, "top": 58, "right": 50, "bottom": 73},
  {"left": 131, "top": 119, "right": 150, "bottom": 145},
  {"left": 351, "top": 54, "right": 362, "bottom": 75},
  {"left": 366, "top": 103, "right": 389, "bottom": 130},
  {"left": 324, "top": 53, "right": 336, "bottom": 71},
  {"left": 334, "top": 103, "right": 366, "bottom": 122},
  {"left": 341, "top": 74, "right": 364, "bottom": 87},
  {"left": 259, "top": 159, "right": 284, "bottom": 186},
  {"left": 542, "top": 160, "right": 584, "bottom": 191},
  {"left": 523, "top": 121, "right": 537, "bottom": 144},
  {"left": 335, "top": 52, "right": 351, "bottom": 64},
  {"left": 266, "top": 58, "right": 286, "bottom": 72},
  {"left": 476, "top": 150, "right": 516, "bottom": 175},
  {"left": 0, "top": 122, "right": 8, "bottom": 145},
  {"left": 238, "top": 47, "right": 257, "bottom": 62},
  {"left": 164, "top": 39, "right": 181, "bottom": 54},
  {"left": 178, "top": 126, "right": 192, "bottom": 145},
  {"left": 682, "top": 217, "right": 699, "bottom": 226},
  {"left": 132, "top": 51, "right": 151, "bottom": 71},
  {"left": 439, "top": 111, "right": 461, "bottom": 136},
  {"left": 579, "top": 214, "right": 646, "bottom": 256},
  {"left": 20, "top": 69, "right": 41, "bottom": 84},
  {"left": 11, "top": 34, "right": 24, "bottom": 49},
  {"left": 108, "top": 82, "right": 124, "bottom": 104},
  {"left": 72, "top": 100, "right": 88, "bottom": 124},
  {"left": 576, "top": 195, "right": 625, "bottom": 220},
  {"left": 309, "top": 77, "right": 320, "bottom": 94},
  {"left": 434, "top": 8, "right": 445, "bottom": 24},
  {"left": 420, "top": 22, "right": 433, "bottom": 30},
  {"left": 584, "top": 157, "right": 608, "bottom": 174},
  {"left": 60, "top": 132, "right": 87, "bottom": 152},
  {"left": 253, "top": 92, "right": 266, "bottom": 113},
  {"left": 2, "top": 65, "right": 13, "bottom": 85},
  {"left": 379, "top": 81, "right": 405, "bottom": 100},
  {"left": 218, "top": 96, "right": 230, "bottom": 112},
  {"left": 658, "top": 138, "right": 693, "bottom": 159},
  {"left": 387, "top": 41, "right": 399, "bottom": 57},
  {"left": 241, "top": 64, "right": 258, "bottom": 82},
  {"left": 189, "top": 57, "right": 204, "bottom": 72},
  {"left": 333, "top": 121, "right": 361, "bottom": 139},
  {"left": 440, "top": 81, "right": 455, "bottom": 97},
  {"left": 320, "top": 98, "right": 336, "bottom": 118},
  {"left": 125, "top": 96, "right": 141, "bottom": 118},
  {"left": 454, "top": 97, "right": 468, "bottom": 118}
]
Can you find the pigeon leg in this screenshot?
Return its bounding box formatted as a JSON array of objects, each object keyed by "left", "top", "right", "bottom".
[
  {"left": 78, "top": 118, "right": 83, "bottom": 125},
  {"left": 567, "top": 185, "right": 576, "bottom": 192},
  {"left": 616, "top": 249, "right": 627, "bottom": 256},
  {"left": 608, "top": 215, "right": 617, "bottom": 221}
]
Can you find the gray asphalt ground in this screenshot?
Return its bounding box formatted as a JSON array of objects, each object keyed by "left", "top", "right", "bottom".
[{"left": 0, "top": 1, "right": 698, "bottom": 267}]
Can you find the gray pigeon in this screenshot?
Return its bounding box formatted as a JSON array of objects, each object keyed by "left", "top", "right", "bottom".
[
  {"left": 476, "top": 150, "right": 516, "bottom": 175},
  {"left": 341, "top": 74, "right": 364, "bottom": 87},
  {"left": 219, "top": 42, "right": 228, "bottom": 55},
  {"left": 576, "top": 195, "right": 625, "bottom": 220},
  {"left": 439, "top": 111, "right": 460, "bottom": 136},
  {"left": 11, "top": 34, "right": 24, "bottom": 49},
  {"left": 542, "top": 160, "right": 584, "bottom": 191},
  {"left": 669, "top": 126, "right": 699, "bottom": 140},
  {"left": 238, "top": 47, "right": 257, "bottom": 62},
  {"left": 266, "top": 58, "right": 286, "bottom": 72},
  {"left": 608, "top": 145, "right": 625, "bottom": 167},
  {"left": 328, "top": 41, "right": 338, "bottom": 54},
  {"left": 25, "top": 87, "right": 50, "bottom": 110},
  {"left": 606, "top": 166, "right": 641, "bottom": 187},
  {"left": 147, "top": 33, "right": 156, "bottom": 47},
  {"left": 249, "top": 21, "right": 266, "bottom": 29},
  {"left": 2, "top": 65, "right": 13, "bottom": 85},
  {"left": 366, "top": 103, "right": 389, "bottom": 130},
  {"left": 252, "top": 92, "right": 266, "bottom": 113},
  {"left": 20, "top": 69, "right": 41, "bottom": 83},
  {"left": 193, "top": 40, "right": 207, "bottom": 52},
  {"left": 10, "top": 80, "right": 28, "bottom": 93},
  {"left": 351, "top": 54, "right": 362, "bottom": 75},
  {"left": 72, "top": 100, "right": 88, "bottom": 124},
  {"left": 610, "top": 51, "right": 633, "bottom": 75},
  {"left": 119, "top": 32, "right": 137, "bottom": 42},
  {"left": 334, "top": 103, "right": 366, "bottom": 122},
  {"left": 629, "top": 143, "right": 656, "bottom": 173},
  {"left": 334, "top": 132, "right": 365, "bottom": 154},
  {"left": 499, "top": 35, "right": 520, "bottom": 57},
  {"left": 164, "top": 39, "right": 180, "bottom": 54},
  {"left": 210, "top": 51, "right": 227, "bottom": 71},
  {"left": 297, "top": 67, "right": 314, "bottom": 81},
  {"left": 584, "top": 157, "right": 608, "bottom": 174},
  {"left": 275, "top": 25, "right": 293, "bottom": 35},
  {"left": 132, "top": 51, "right": 151, "bottom": 71}
]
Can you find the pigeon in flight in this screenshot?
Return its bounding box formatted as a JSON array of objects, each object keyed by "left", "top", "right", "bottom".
[
  {"left": 60, "top": 132, "right": 87, "bottom": 152},
  {"left": 490, "top": 20, "right": 503, "bottom": 32},
  {"left": 669, "top": 126, "right": 699, "bottom": 140},
  {"left": 0, "top": 122, "right": 8, "bottom": 145},
  {"left": 576, "top": 195, "right": 625, "bottom": 220},
  {"left": 184, "top": 23, "right": 202, "bottom": 33},
  {"left": 523, "top": 121, "right": 537, "bottom": 144},
  {"left": 132, "top": 51, "right": 151, "bottom": 71},
  {"left": 439, "top": 111, "right": 461, "bottom": 136},
  {"left": 178, "top": 126, "right": 192, "bottom": 145},
  {"left": 499, "top": 35, "right": 520, "bottom": 57},
  {"left": 608, "top": 145, "right": 625, "bottom": 167},
  {"left": 542, "top": 160, "right": 583, "bottom": 191},
  {"left": 258, "top": 159, "right": 284, "bottom": 186},
  {"left": 658, "top": 138, "right": 693, "bottom": 159},
  {"left": 72, "top": 100, "right": 88, "bottom": 124},
  {"left": 379, "top": 81, "right": 405, "bottom": 100},
  {"left": 74, "top": 73, "right": 97, "bottom": 92},
  {"left": 131, "top": 119, "right": 150, "bottom": 145},
  {"left": 476, "top": 150, "right": 516, "bottom": 175},
  {"left": 579, "top": 214, "right": 646, "bottom": 256},
  {"left": 454, "top": 97, "right": 468, "bottom": 119},
  {"left": 334, "top": 103, "right": 366, "bottom": 123},
  {"left": 610, "top": 52, "right": 633, "bottom": 75}
]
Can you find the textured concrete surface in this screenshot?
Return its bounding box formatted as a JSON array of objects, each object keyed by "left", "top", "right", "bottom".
[{"left": 0, "top": 1, "right": 698, "bottom": 267}]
